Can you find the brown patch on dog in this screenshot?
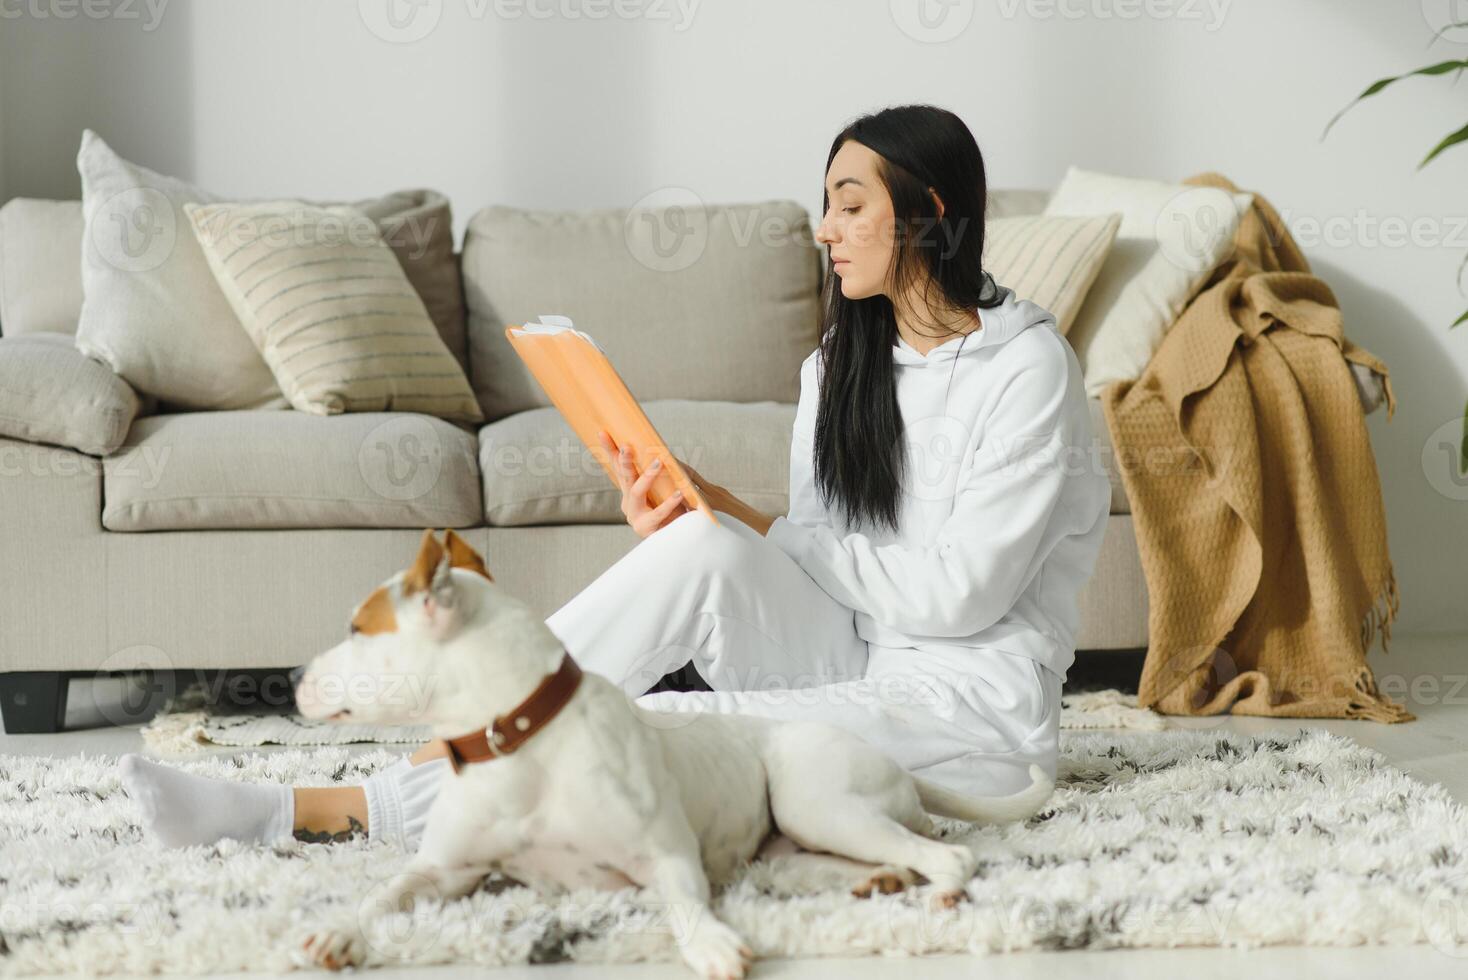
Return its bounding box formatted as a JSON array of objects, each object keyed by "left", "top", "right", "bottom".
[
  {"left": 444, "top": 529, "right": 493, "bottom": 582},
  {"left": 852, "top": 866, "right": 918, "bottom": 898},
  {"left": 351, "top": 586, "right": 398, "bottom": 636},
  {"left": 402, "top": 529, "right": 445, "bottom": 596}
]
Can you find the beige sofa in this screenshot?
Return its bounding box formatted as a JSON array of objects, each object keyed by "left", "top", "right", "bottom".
[{"left": 0, "top": 188, "right": 1172, "bottom": 733}]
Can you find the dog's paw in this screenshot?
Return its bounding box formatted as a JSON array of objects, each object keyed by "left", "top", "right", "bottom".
[
  {"left": 926, "top": 886, "right": 970, "bottom": 914},
  {"left": 851, "top": 865, "right": 919, "bottom": 898},
  {"left": 680, "top": 917, "right": 753, "bottom": 980},
  {"left": 299, "top": 929, "right": 366, "bottom": 971}
]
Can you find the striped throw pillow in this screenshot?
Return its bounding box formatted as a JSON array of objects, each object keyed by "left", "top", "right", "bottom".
[
  {"left": 186, "top": 201, "right": 483, "bottom": 422},
  {"left": 983, "top": 213, "right": 1122, "bottom": 336}
]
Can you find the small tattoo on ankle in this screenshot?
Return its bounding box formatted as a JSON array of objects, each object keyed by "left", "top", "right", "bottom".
[{"left": 294, "top": 815, "right": 366, "bottom": 844}]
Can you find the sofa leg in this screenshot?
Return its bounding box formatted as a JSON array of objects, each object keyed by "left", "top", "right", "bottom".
[{"left": 0, "top": 672, "right": 71, "bottom": 734}]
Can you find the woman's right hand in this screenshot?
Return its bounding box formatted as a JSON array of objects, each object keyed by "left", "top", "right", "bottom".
[{"left": 598, "top": 430, "right": 690, "bottom": 539}]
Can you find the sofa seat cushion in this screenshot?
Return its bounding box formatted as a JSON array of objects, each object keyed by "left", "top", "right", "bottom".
[
  {"left": 103, "top": 411, "right": 482, "bottom": 531},
  {"left": 1089, "top": 396, "right": 1130, "bottom": 515},
  {"left": 480, "top": 400, "right": 795, "bottom": 526}
]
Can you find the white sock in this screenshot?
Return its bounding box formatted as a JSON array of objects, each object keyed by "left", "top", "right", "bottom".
[
  {"left": 361, "top": 755, "right": 453, "bottom": 850},
  {"left": 120, "top": 753, "right": 294, "bottom": 848}
]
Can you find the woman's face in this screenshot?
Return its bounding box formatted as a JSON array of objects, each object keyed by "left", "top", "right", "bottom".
[{"left": 816, "top": 140, "right": 896, "bottom": 301}]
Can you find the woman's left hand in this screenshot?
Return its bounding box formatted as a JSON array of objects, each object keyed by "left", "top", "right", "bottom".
[{"left": 675, "top": 460, "right": 775, "bottom": 536}]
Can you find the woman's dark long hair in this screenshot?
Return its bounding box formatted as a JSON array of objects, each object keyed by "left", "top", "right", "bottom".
[{"left": 813, "top": 104, "right": 1003, "bottom": 534}]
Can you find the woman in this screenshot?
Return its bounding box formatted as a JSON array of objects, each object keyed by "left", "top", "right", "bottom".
[{"left": 121, "top": 103, "right": 1111, "bottom": 851}]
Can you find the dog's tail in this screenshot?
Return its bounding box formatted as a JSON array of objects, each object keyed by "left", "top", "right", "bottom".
[{"left": 912, "top": 764, "right": 1055, "bottom": 825}]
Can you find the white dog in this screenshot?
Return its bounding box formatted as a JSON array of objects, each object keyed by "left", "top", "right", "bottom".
[{"left": 293, "top": 530, "right": 1053, "bottom": 978}]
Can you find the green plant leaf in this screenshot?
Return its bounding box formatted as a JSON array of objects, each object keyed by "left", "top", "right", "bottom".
[
  {"left": 1322, "top": 60, "right": 1468, "bottom": 139},
  {"left": 1461, "top": 399, "right": 1468, "bottom": 476},
  {"left": 1421, "top": 120, "right": 1468, "bottom": 167},
  {"left": 1453, "top": 307, "right": 1468, "bottom": 329}
]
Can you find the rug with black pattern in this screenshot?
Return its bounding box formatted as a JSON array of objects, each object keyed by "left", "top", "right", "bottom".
[{"left": 2, "top": 728, "right": 1466, "bottom": 974}]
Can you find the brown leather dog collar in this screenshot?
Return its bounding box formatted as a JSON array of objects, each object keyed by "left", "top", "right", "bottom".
[{"left": 444, "top": 653, "right": 583, "bottom": 773}]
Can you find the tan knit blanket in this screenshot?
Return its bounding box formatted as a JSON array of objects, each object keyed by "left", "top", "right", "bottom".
[{"left": 1101, "top": 173, "right": 1411, "bottom": 722}]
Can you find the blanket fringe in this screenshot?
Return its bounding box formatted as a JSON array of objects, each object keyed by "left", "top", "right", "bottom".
[
  {"left": 1343, "top": 664, "right": 1414, "bottom": 723},
  {"left": 1359, "top": 563, "right": 1401, "bottom": 656}
]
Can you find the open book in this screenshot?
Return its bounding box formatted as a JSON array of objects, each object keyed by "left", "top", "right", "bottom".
[{"left": 504, "top": 315, "right": 718, "bottom": 525}]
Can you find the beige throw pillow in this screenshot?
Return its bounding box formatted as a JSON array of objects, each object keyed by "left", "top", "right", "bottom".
[
  {"left": 983, "top": 213, "right": 1122, "bottom": 335},
  {"left": 186, "top": 201, "right": 482, "bottom": 422},
  {"left": 1042, "top": 166, "right": 1253, "bottom": 397}
]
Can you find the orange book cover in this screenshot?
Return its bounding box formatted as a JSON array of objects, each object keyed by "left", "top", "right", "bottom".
[{"left": 503, "top": 316, "right": 719, "bottom": 525}]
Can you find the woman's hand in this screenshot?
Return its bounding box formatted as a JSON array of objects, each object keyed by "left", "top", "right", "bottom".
[
  {"left": 599, "top": 431, "right": 690, "bottom": 539},
  {"left": 676, "top": 460, "right": 776, "bottom": 537}
]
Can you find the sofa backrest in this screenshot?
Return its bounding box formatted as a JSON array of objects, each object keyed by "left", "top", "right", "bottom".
[
  {"left": 0, "top": 190, "right": 1055, "bottom": 405},
  {"left": 0, "top": 199, "right": 85, "bottom": 338},
  {"left": 460, "top": 200, "right": 822, "bottom": 422}
]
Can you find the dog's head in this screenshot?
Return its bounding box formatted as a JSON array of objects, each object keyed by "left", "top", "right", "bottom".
[{"left": 293, "top": 529, "right": 565, "bottom": 736}]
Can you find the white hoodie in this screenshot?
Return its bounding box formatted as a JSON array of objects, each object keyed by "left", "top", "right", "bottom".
[{"left": 765, "top": 284, "right": 1111, "bottom": 680}]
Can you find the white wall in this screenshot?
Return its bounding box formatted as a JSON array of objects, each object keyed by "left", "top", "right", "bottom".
[{"left": 3, "top": 0, "right": 1466, "bottom": 634}]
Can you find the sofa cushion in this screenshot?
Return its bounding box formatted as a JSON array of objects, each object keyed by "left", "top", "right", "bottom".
[
  {"left": 0, "top": 334, "right": 141, "bottom": 455},
  {"left": 0, "top": 199, "right": 86, "bottom": 338},
  {"left": 984, "top": 213, "right": 1122, "bottom": 336},
  {"left": 1088, "top": 396, "right": 1130, "bottom": 515},
  {"left": 347, "top": 189, "right": 470, "bottom": 375},
  {"left": 73, "top": 130, "right": 470, "bottom": 410},
  {"left": 479, "top": 400, "right": 795, "bottom": 526},
  {"left": 1043, "top": 166, "right": 1253, "bottom": 398},
  {"left": 462, "top": 201, "right": 820, "bottom": 422},
  {"left": 987, "top": 189, "right": 1053, "bottom": 218},
  {"left": 186, "top": 201, "right": 482, "bottom": 423},
  {"left": 103, "top": 411, "right": 482, "bottom": 531}
]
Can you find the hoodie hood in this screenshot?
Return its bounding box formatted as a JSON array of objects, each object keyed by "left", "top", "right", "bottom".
[{"left": 892, "top": 283, "right": 1057, "bottom": 367}]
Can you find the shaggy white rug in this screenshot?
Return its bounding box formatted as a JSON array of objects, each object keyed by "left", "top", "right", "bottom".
[
  {"left": 139, "top": 687, "right": 1166, "bottom": 755},
  {"left": 4, "top": 728, "right": 1468, "bottom": 973}
]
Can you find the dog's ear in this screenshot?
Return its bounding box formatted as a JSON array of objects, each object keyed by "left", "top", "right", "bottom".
[
  {"left": 402, "top": 529, "right": 445, "bottom": 597},
  {"left": 444, "top": 529, "right": 493, "bottom": 582},
  {"left": 404, "top": 529, "right": 464, "bottom": 639}
]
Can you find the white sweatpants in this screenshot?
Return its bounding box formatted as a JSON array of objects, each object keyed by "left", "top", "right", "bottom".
[{"left": 366, "top": 510, "right": 1063, "bottom": 848}]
